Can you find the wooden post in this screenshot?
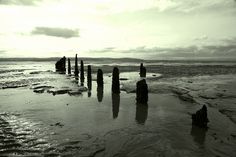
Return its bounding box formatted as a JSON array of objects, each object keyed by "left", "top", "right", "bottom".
[
  {"left": 140, "top": 63, "right": 146, "bottom": 77},
  {"left": 80, "top": 60, "right": 84, "bottom": 82},
  {"left": 68, "top": 58, "right": 71, "bottom": 75},
  {"left": 136, "top": 79, "right": 148, "bottom": 104},
  {"left": 55, "top": 56, "right": 66, "bottom": 73},
  {"left": 97, "top": 69, "right": 103, "bottom": 87},
  {"left": 87, "top": 65, "right": 92, "bottom": 90},
  {"left": 112, "top": 67, "right": 120, "bottom": 93},
  {"left": 74, "top": 54, "right": 79, "bottom": 77}
]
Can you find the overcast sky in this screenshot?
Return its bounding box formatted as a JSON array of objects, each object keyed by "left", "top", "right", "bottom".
[{"left": 0, "top": 0, "right": 236, "bottom": 59}]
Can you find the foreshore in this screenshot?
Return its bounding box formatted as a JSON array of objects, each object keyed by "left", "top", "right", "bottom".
[{"left": 0, "top": 69, "right": 236, "bottom": 156}]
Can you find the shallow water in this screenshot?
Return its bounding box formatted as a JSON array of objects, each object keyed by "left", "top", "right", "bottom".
[{"left": 0, "top": 60, "right": 236, "bottom": 156}]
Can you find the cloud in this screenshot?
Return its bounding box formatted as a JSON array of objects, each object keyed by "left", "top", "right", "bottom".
[
  {"left": 166, "top": 0, "right": 236, "bottom": 13},
  {"left": 194, "top": 35, "right": 208, "bottom": 41},
  {"left": 0, "top": 50, "right": 7, "bottom": 56},
  {"left": 31, "top": 27, "right": 79, "bottom": 38},
  {"left": 0, "top": 0, "right": 42, "bottom": 6},
  {"left": 133, "top": 44, "right": 236, "bottom": 58},
  {"left": 138, "top": 44, "right": 236, "bottom": 58},
  {"left": 90, "top": 47, "right": 116, "bottom": 53},
  {"left": 90, "top": 38, "right": 236, "bottom": 59},
  {"left": 0, "top": 50, "right": 6, "bottom": 54}
]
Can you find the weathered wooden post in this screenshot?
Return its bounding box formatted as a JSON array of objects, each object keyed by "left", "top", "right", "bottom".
[
  {"left": 80, "top": 60, "right": 84, "bottom": 82},
  {"left": 192, "top": 105, "right": 209, "bottom": 128},
  {"left": 74, "top": 54, "right": 79, "bottom": 77},
  {"left": 112, "top": 67, "right": 120, "bottom": 93},
  {"left": 87, "top": 65, "right": 92, "bottom": 90},
  {"left": 68, "top": 58, "right": 71, "bottom": 75},
  {"left": 97, "top": 69, "right": 103, "bottom": 87},
  {"left": 136, "top": 79, "right": 148, "bottom": 104},
  {"left": 55, "top": 56, "right": 66, "bottom": 73},
  {"left": 142, "top": 67, "right": 146, "bottom": 77},
  {"left": 140, "top": 63, "right": 146, "bottom": 77},
  {"left": 97, "top": 69, "right": 104, "bottom": 102},
  {"left": 140, "top": 63, "right": 143, "bottom": 76}
]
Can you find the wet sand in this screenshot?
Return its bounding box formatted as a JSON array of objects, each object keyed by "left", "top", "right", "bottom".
[
  {"left": 0, "top": 60, "right": 236, "bottom": 156},
  {"left": 0, "top": 73, "right": 236, "bottom": 156}
]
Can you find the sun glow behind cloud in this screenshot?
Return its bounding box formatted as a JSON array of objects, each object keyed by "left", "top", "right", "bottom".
[{"left": 0, "top": 0, "right": 236, "bottom": 59}]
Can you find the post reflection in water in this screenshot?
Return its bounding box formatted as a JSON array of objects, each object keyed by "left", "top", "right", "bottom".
[
  {"left": 87, "top": 65, "right": 92, "bottom": 97},
  {"left": 88, "top": 90, "right": 91, "bottom": 97},
  {"left": 87, "top": 79, "right": 92, "bottom": 98},
  {"left": 87, "top": 80, "right": 92, "bottom": 90},
  {"left": 97, "top": 85, "right": 104, "bottom": 102},
  {"left": 135, "top": 104, "right": 148, "bottom": 125},
  {"left": 75, "top": 76, "right": 79, "bottom": 84},
  {"left": 191, "top": 125, "right": 208, "bottom": 147},
  {"left": 112, "top": 93, "right": 120, "bottom": 119},
  {"left": 80, "top": 81, "right": 84, "bottom": 86}
]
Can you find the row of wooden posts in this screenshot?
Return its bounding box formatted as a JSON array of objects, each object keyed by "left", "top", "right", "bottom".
[
  {"left": 55, "top": 54, "right": 148, "bottom": 104},
  {"left": 56, "top": 55, "right": 209, "bottom": 127}
]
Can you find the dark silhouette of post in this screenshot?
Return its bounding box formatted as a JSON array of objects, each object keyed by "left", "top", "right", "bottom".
[
  {"left": 192, "top": 105, "right": 209, "bottom": 128},
  {"left": 140, "top": 63, "right": 143, "bottom": 75},
  {"left": 80, "top": 60, "right": 84, "bottom": 82},
  {"left": 87, "top": 65, "right": 92, "bottom": 98},
  {"left": 142, "top": 67, "right": 146, "bottom": 77},
  {"left": 135, "top": 105, "right": 148, "bottom": 124},
  {"left": 74, "top": 54, "right": 79, "bottom": 77},
  {"left": 112, "top": 67, "right": 120, "bottom": 94},
  {"left": 136, "top": 79, "right": 148, "bottom": 104},
  {"left": 55, "top": 56, "right": 66, "bottom": 73},
  {"left": 97, "top": 69, "right": 103, "bottom": 87},
  {"left": 140, "top": 63, "right": 146, "bottom": 77},
  {"left": 97, "top": 86, "right": 103, "bottom": 102},
  {"left": 87, "top": 65, "right": 92, "bottom": 90},
  {"left": 68, "top": 58, "right": 71, "bottom": 75},
  {"left": 97, "top": 69, "right": 103, "bottom": 102},
  {"left": 112, "top": 93, "right": 120, "bottom": 119}
]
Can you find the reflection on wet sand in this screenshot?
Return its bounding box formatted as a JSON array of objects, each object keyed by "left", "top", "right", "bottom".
[
  {"left": 97, "top": 86, "right": 104, "bottom": 102},
  {"left": 87, "top": 80, "right": 92, "bottom": 90},
  {"left": 97, "top": 69, "right": 104, "bottom": 102},
  {"left": 75, "top": 76, "right": 79, "bottom": 84},
  {"left": 80, "top": 81, "right": 84, "bottom": 86},
  {"left": 88, "top": 90, "right": 91, "bottom": 97},
  {"left": 112, "top": 93, "right": 120, "bottom": 119},
  {"left": 191, "top": 125, "right": 207, "bottom": 147},
  {"left": 135, "top": 104, "right": 148, "bottom": 125},
  {"left": 87, "top": 66, "right": 92, "bottom": 98}
]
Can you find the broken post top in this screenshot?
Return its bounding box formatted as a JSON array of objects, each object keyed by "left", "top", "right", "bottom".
[
  {"left": 55, "top": 56, "right": 66, "bottom": 73},
  {"left": 192, "top": 105, "right": 209, "bottom": 128}
]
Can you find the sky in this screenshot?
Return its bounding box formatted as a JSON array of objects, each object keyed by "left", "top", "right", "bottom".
[{"left": 0, "top": 0, "right": 236, "bottom": 59}]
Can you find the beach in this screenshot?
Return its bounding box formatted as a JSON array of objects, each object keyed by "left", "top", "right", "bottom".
[{"left": 0, "top": 59, "right": 236, "bottom": 156}]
